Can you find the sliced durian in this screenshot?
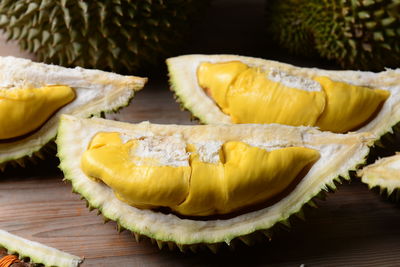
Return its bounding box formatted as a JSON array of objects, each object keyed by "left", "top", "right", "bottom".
[
  {"left": 0, "top": 229, "right": 82, "bottom": 267},
  {"left": 167, "top": 54, "right": 399, "bottom": 135},
  {"left": 358, "top": 154, "right": 400, "bottom": 198},
  {"left": 57, "top": 115, "right": 373, "bottom": 249},
  {"left": 0, "top": 56, "right": 146, "bottom": 170}
]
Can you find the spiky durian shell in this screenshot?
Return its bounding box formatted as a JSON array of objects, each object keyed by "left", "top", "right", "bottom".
[
  {"left": 0, "top": 0, "right": 210, "bottom": 73},
  {"left": 266, "top": 0, "right": 400, "bottom": 70}
]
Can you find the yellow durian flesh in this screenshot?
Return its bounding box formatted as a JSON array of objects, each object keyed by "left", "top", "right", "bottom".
[
  {"left": 197, "top": 61, "right": 248, "bottom": 112},
  {"left": 0, "top": 85, "right": 75, "bottom": 139},
  {"left": 81, "top": 132, "right": 191, "bottom": 209},
  {"left": 173, "top": 142, "right": 320, "bottom": 216},
  {"left": 81, "top": 132, "right": 320, "bottom": 216},
  {"left": 314, "top": 76, "right": 390, "bottom": 132},
  {"left": 197, "top": 61, "right": 389, "bottom": 133},
  {"left": 228, "top": 68, "right": 326, "bottom": 126}
]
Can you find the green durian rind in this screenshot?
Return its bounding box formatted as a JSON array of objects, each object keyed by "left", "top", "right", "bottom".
[
  {"left": 266, "top": 0, "right": 400, "bottom": 70},
  {"left": 167, "top": 54, "right": 400, "bottom": 139},
  {"left": 0, "top": 56, "right": 146, "bottom": 170},
  {"left": 57, "top": 115, "right": 373, "bottom": 247},
  {"left": 0, "top": 0, "right": 210, "bottom": 72},
  {"left": 0, "top": 229, "right": 82, "bottom": 267},
  {"left": 358, "top": 153, "right": 400, "bottom": 197}
]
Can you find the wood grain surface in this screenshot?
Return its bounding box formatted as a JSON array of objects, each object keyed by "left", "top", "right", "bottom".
[
  {"left": 1, "top": 85, "right": 400, "bottom": 267},
  {"left": 0, "top": 0, "right": 399, "bottom": 263}
]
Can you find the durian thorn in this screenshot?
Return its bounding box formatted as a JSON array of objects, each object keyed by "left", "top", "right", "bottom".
[
  {"left": 307, "top": 200, "right": 318, "bottom": 208},
  {"left": 386, "top": 187, "right": 395, "bottom": 196},
  {"left": 206, "top": 243, "right": 221, "bottom": 254},
  {"left": 156, "top": 240, "right": 164, "bottom": 250},
  {"left": 280, "top": 219, "right": 291, "bottom": 228},
  {"left": 261, "top": 230, "right": 272, "bottom": 240},
  {"left": 117, "top": 224, "right": 125, "bottom": 233},
  {"left": 295, "top": 209, "right": 306, "bottom": 221},
  {"left": 103, "top": 216, "right": 110, "bottom": 224},
  {"left": 176, "top": 244, "right": 188, "bottom": 253},
  {"left": 133, "top": 232, "right": 141, "bottom": 243}
]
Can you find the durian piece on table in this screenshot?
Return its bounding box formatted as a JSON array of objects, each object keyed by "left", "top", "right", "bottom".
[
  {"left": 358, "top": 154, "right": 400, "bottom": 199},
  {"left": 0, "top": 56, "right": 146, "bottom": 170},
  {"left": 266, "top": 0, "right": 400, "bottom": 71},
  {"left": 0, "top": 0, "right": 211, "bottom": 72},
  {"left": 57, "top": 114, "right": 373, "bottom": 250},
  {"left": 0, "top": 229, "right": 82, "bottom": 267},
  {"left": 167, "top": 54, "right": 399, "bottom": 138}
]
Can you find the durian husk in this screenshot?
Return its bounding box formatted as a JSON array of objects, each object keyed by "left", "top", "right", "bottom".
[
  {"left": 358, "top": 153, "right": 400, "bottom": 201},
  {"left": 57, "top": 115, "right": 373, "bottom": 251},
  {"left": 0, "top": 229, "right": 83, "bottom": 267},
  {"left": 167, "top": 54, "right": 400, "bottom": 140},
  {"left": 0, "top": 0, "right": 211, "bottom": 72},
  {"left": 266, "top": 0, "right": 400, "bottom": 70},
  {"left": 0, "top": 56, "right": 146, "bottom": 171}
]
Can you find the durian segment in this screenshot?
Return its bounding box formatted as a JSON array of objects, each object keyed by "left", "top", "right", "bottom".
[
  {"left": 81, "top": 133, "right": 191, "bottom": 209},
  {"left": 57, "top": 115, "right": 373, "bottom": 246},
  {"left": 0, "top": 56, "right": 146, "bottom": 167},
  {"left": 0, "top": 229, "right": 82, "bottom": 267},
  {"left": 313, "top": 76, "right": 389, "bottom": 132},
  {"left": 81, "top": 134, "right": 320, "bottom": 216},
  {"left": 358, "top": 154, "right": 400, "bottom": 196},
  {"left": 173, "top": 143, "right": 320, "bottom": 216},
  {"left": 0, "top": 85, "right": 75, "bottom": 139},
  {"left": 167, "top": 55, "right": 394, "bottom": 136}
]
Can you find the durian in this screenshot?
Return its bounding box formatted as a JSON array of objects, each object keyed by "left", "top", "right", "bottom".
[
  {"left": 167, "top": 54, "right": 400, "bottom": 137},
  {"left": 0, "top": 229, "right": 82, "bottom": 267},
  {"left": 358, "top": 153, "right": 400, "bottom": 199},
  {"left": 0, "top": 0, "right": 210, "bottom": 72},
  {"left": 0, "top": 56, "right": 146, "bottom": 170},
  {"left": 57, "top": 115, "right": 373, "bottom": 250},
  {"left": 266, "top": 0, "right": 400, "bottom": 70}
]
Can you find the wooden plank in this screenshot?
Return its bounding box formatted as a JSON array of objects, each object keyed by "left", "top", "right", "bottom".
[{"left": 1, "top": 86, "right": 400, "bottom": 266}]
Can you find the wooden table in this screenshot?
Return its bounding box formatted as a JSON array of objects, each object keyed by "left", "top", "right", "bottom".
[{"left": 1, "top": 82, "right": 400, "bottom": 266}]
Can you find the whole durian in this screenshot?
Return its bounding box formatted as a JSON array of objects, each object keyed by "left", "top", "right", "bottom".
[
  {"left": 0, "top": 0, "right": 210, "bottom": 73},
  {"left": 266, "top": 0, "right": 400, "bottom": 70}
]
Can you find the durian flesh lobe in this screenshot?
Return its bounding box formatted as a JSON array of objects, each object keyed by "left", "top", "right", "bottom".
[
  {"left": 81, "top": 132, "right": 320, "bottom": 216},
  {"left": 267, "top": 0, "right": 400, "bottom": 70},
  {"left": 0, "top": 56, "right": 146, "bottom": 170},
  {"left": 57, "top": 115, "right": 373, "bottom": 248},
  {"left": 0, "top": 85, "right": 75, "bottom": 139},
  {"left": 168, "top": 55, "right": 400, "bottom": 140},
  {"left": 0, "top": 0, "right": 210, "bottom": 72}
]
